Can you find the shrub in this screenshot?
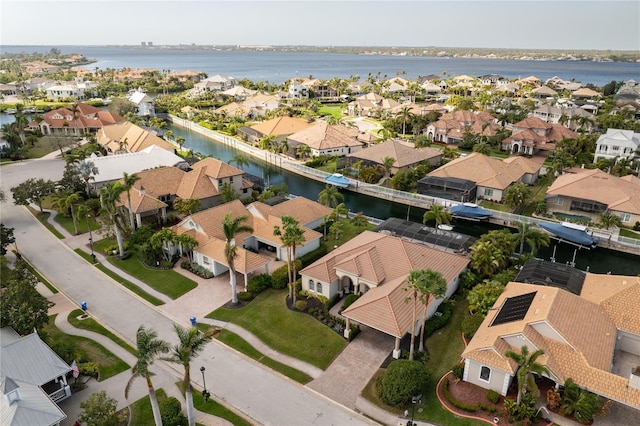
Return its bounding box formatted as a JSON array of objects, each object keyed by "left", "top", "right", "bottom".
[
  {"left": 181, "top": 262, "right": 214, "bottom": 278},
  {"left": 379, "top": 359, "right": 429, "bottom": 407},
  {"left": 462, "top": 313, "right": 486, "bottom": 340},
  {"left": 634, "top": 221, "right": 640, "bottom": 231},
  {"left": 423, "top": 300, "right": 453, "bottom": 338},
  {"left": 504, "top": 393, "right": 536, "bottom": 421},
  {"left": 271, "top": 262, "right": 301, "bottom": 290},
  {"left": 486, "top": 389, "right": 500, "bottom": 404},
  {"left": 459, "top": 269, "right": 480, "bottom": 293},
  {"left": 294, "top": 300, "right": 307, "bottom": 311},
  {"left": 442, "top": 378, "right": 477, "bottom": 412},
  {"left": 326, "top": 293, "right": 341, "bottom": 310},
  {"left": 104, "top": 242, "right": 128, "bottom": 255},
  {"left": 79, "top": 362, "right": 99, "bottom": 379},
  {"left": 129, "top": 225, "right": 155, "bottom": 246},
  {"left": 298, "top": 245, "right": 329, "bottom": 268},
  {"left": 247, "top": 274, "right": 272, "bottom": 293},
  {"left": 451, "top": 362, "right": 465, "bottom": 380},
  {"left": 159, "top": 397, "right": 187, "bottom": 426},
  {"left": 340, "top": 294, "right": 359, "bottom": 312},
  {"left": 237, "top": 292, "right": 254, "bottom": 302},
  {"left": 546, "top": 388, "right": 562, "bottom": 411}
]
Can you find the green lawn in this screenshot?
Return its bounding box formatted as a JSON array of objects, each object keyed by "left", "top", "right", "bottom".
[
  {"left": 193, "top": 386, "right": 253, "bottom": 426},
  {"left": 361, "top": 295, "right": 484, "bottom": 426},
  {"left": 44, "top": 314, "right": 129, "bottom": 381},
  {"left": 67, "top": 309, "right": 137, "bottom": 356},
  {"left": 208, "top": 289, "right": 347, "bottom": 370},
  {"left": 216, "top": 329, "right": 312, "bottom": 384},
  {"left": 128, "top": 389, "right": 168, "bottom": 426},
  {"left": 620, "top": 228, "right": 640, "bottom": 240},
  {"left": 107, "top": 255, "right": 197, "bottom": 299},
  {"left": 54, "top": 212, "right": 100, "bottom": 235},
  {"left": 319, "top": 219, "right": 375, "bottom": 252},
  {"left": 74, "top": 249, "right": 164, "bottom": 306},
  {"left": 478, "top": 200, "right": 510, "bottom": 212},
  {"left": 318, "top": 104, "right": 346, "bottom": 118}
]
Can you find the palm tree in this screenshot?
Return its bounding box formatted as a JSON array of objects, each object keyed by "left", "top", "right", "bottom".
[
  {"left": 125, "top": 326, "right": 171, "bottom": 426},
  {"left": 52, "top": 191, "right": 82, "bottom": 235},
  {"left": 599, "top": 211, "right": 622, "bottom": 230},
  {"left": 175, "top": 136, "right": 186, "bottom": 151},
  {"left": 163, "top": 324, "right": 217, "bottom": 426},
  {"left": 230, "top": 154, "right": 249, "bottom": 170},
  {"left": 513, "top": 221, "right": 550, "bottom": 255},
  {"left": 122, "top": 172, "right": 140, "bottom": 230},
  {"left": 278, "top": 139, "right": 290, "bottom": 156},
  {"left": 422, "top": 204, "right": 451, "bottom": 231},
  {"left": 397, "top": 105, "right": 413, "bottom": 136},
  {"left": 177, "top": 233, "right": 199, "bottom": 263},
  {"left": 382, "top": 156, "right": 395, "bottom": 179},
  {"left": 330, "top": 203, "right": 349, "bottom": 240},
  {"left": 403, "top": 269, "right": 427, "bottom": 361},
  {"left": 99, "top": 182, "right": 127, "bottom": 257},
  {"left": 223, "top": 212, "right": 254, "bottom": 304},
  {"left": 296, "top": 144, "right": 311, "bottom": 160},
  {"left": 273, "top": 216, "right": 306, "bottom": 304},
  {"left": 75, "top": 160, "right": 99, "bottom": 196},
  {"left": 504, "top": 345, "right": 550, "bottom": 405},
  {"left": 150, "top": 228, "right": 178, "bottom": 262},
  {"left": 318, "top": 184, "right": 344, "bottom": 208},
  {"left": 416, "top": 270, "right": 447, "bottom": 352},
  {"left": 164, "top": 130, "right": 174, "bottom": 141},
  {"left": 472, "top": 140, "right": 491, "bottom": 155}
]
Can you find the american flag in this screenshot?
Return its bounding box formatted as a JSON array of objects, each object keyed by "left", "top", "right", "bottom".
[{"left": 71, "top": 360, "right": 80, "bottom": 379}]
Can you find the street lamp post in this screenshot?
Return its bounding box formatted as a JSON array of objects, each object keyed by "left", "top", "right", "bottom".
[
  {"left": 406, "top": 393, "right": 422, "bottom": 426},
  {"left": 200, "top": 366, "right": 210, "bottom": 402}
]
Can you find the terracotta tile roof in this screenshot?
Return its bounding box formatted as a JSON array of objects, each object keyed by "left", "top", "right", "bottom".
[
  {"left": 428, "top": 152, "right": 540, "bottom": 190},
  {"left": 249, "top": 198, "right": 333, "bottom": 227},
  {"left": 251, "top": 116, "right": 313, "bottom": 136},
  {"left": 97, "top": 121, "right": 174, "bottom": 153},
  {"left": 197, "top": 238, "right": 271, "bottom": 274},
  {"left": 176, "top": 166, "right": 219, "bottom": 200},
  {"left": 301, "top": 231, "right": 469, "bottom": 330},
  {"left": 37, "top": 103, "right": 125, "bottom": 131},
  {"left": 347, "top": 139, "right": 442, "bottom": 168},
  {"left": 546, "top": 169, "right": 640, "bottom": 215},
  {"left": 463, "top": 280, "right": 640, "bottom": 409},
  {"left": 190, "top": 157, "right": 244, "bottom": 179},
  {"left": 118, "top": 186, "right": 168, "bottom": 214},
  {"left": 177, "top": 200, "right": 249, "bottom": 240},
  {"left": 288, "top": 122, "right": 362, "bottom": 150},
  {"left": 130, "top": 167, "right": 185, "bottom": 196}
]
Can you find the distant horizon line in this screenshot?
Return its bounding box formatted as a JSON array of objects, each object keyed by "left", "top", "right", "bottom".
[{"left": 1, "top": 44, "right": 637, "bottom": 53}]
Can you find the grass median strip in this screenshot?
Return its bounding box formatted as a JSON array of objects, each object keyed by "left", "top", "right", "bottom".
[
  {"left": 45, "top": 314, "right": 129, "bottom": 381},
  {"left": 74, "top": 249, "right": 164, "bottom": 306},
  {"left": 216, "top": 329, "right": 312, "bottom": 384},
  {"left": 67, "top": 309, "right": 137, "bottom": 356}
]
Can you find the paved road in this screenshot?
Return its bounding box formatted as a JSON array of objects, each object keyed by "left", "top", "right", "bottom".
[{"left": 0, "top": 158, "right": 378, "bottom": 426}]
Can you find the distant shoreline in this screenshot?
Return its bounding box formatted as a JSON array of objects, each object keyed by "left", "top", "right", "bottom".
[{"left": 2, "top": 44, "right": 639, "bottom": 63}]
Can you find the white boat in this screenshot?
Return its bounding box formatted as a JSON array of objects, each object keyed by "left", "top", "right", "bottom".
[
  {"left": 4, "top": 108, "right": 17, "bottom": 114},
  {"left": 437, "top": 224, "right": 454, "bottom": 231}
]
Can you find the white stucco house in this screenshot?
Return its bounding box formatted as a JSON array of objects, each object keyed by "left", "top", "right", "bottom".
[
  {"left": 593, "top": 128, "right": 640, "bottom": 163},
  {"left": 127, "top": 89, "right": 155, "bottom": 117}
]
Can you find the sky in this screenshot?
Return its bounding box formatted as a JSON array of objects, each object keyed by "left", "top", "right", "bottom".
[{"left": 1, "top": 1, "right": 638, "bottom": 51}]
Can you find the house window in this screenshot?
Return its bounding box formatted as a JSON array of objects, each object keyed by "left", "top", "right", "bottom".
[
  {"left": 309, "top": 280, "right": 315, "bottom": 292},
  {"left": 554, "top": 197, "right": 564, "bottom": 206},
  {"left": 620, "top": 213, "right": 631, "bottom": 223},
  {"left": 612, "top": 146, "right": 620, "bottom": 152},
  {"left": 316, "top": 282, "right": 323, "bottom": 294},
  {"left": 203, "top": 256, "right": 210, "bottom": 266},
  {"left": 479, "top": 366, "right": 491, "bottom": 382},
  {"left": 484, "top": 188, "right": 493, "bottom": 197},
  {"left": 230, "top": 176, "right": 233, "bottom": 183}
]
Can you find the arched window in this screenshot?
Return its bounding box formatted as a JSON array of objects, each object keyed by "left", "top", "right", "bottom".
[
  {"left": 316, "top": 282, "right": 323, "bottom": 294},
  {"left": 309, "top": 280, "right": 315, "bottom": 292}
]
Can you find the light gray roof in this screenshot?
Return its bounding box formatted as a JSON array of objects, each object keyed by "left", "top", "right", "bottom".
[
  {"left": 0, "top": 377, "right": 67, "bottom": 426},
  {"left": 86, "top": 145, "right": 188, "bottom": 185},
  {"left": 0, "top": 328, "right": 71, "bottom": 385}
]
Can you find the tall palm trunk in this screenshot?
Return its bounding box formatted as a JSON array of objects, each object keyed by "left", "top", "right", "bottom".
[
  {"left": 185, "top": 386, "right": 196, "bottom": 426},
  {"left": 230, "top": 260, "right": 238, "bottom": 304},
  {"left": 418, "top": 294, "right": 431, "bottom": 352},
  {"left": 291, "top": 242, "right": 298, "bottom": 303},
  {"left": 70, "top": 205, "right": 79, "bottom": 235},
  {"left": 146, "top": 377, "right": 163, "bottom": 426},
  {"left": 114, "top": 220, "right": 125, "bottom": 257},
  {"left": 409, "top": 291, "right": 417, "bottom": 361},
  {"left": 127, "top": 192, "right": 136, "bottom": 230}
]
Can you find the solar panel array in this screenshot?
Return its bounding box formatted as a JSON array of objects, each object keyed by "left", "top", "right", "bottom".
[
  {"left": 373, "top": 217, "right": 477, "bottom": 253},
  {"left": 490, "top": 291, "right": 537, "bottom": 326}
]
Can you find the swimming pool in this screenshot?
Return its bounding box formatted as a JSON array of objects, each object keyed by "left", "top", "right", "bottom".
[{"left": 553, "top": 212, "right": 592, "bottom": 223}]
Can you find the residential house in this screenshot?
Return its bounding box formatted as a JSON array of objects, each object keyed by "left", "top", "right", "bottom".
[
  {"left": 242, "top": 93, "right": 280, "bottom": 117},
  {"left": 189, "top": 74, "right": 237, "bottom": 98},
  {"left": 220, "top": 86, "right": 257, "bottom": 100},
  {"left": 418, "top": 152, "right": 541, "bottom": 202},
  {"left": 346, "top": 80, "right": 373, "bottom": 97},
  {"left": 97, "top": 121, "right": 175, "bottom": 154},
  {"left": 117, "top": 157, "right": 252, "bottom": 227},
  {"left": 83, "top": 145, "right": 189, "bottom": 192},
  {"left": 347, "top": 93, "right": 402, "bottom": 117},
  {"left": 502, "top": 116, "right": 578, "bottom": 155},
  {"left": 344, "top": 139, "right": 442, "bottom": 176},
  {"left": 238, "top": 116, "right": 315, "bottom": 144},
  {"left": 127, "top": 89, "right": 155, "bottom": 117},
  {"left": 420, "top": 82, "right": 442, "bottom": 98},
  {"left": 545, "top": 76, "right": 582, "bottom": 91},
  {"left": 531, "top": 85, "right": 558, "bottom": 99},
  {"left": 614, "top": 80, "right": 640, "bottom": 103},
  {"left": 287, "top": 121, "right": 363, "bottom": 158},
  {"left": 171, "top": 197, "right": 329, "bottom": 288},
  {"left": 424, "top": 110, "right": 500, "bottom": 145},
  {"left": 461, "top": 276, "right": 640, "bottom": 410},
  {"left": 593, "top": 128, "right": 640, "bottom": 163},
  {"left": 22, "top": 61, "right": 58, "bottom": 75},
  {"left": 45, "top": 78, "right": 96, "bottom": 101},
  {"left": 214, "top": 102, "right": 254, "bottom": 120},
  {"left": 1, "top": 328, "right": 72, "bottom": 426},
  {"left": 0, "top": 83, "right": 18, "bottom": 96},
  {"left": 300, "top": 231, "right": 469, "bottom": 357},
  {"left": 288, "top": 78, "right": 310, "bottom": 99},
  {"left": 571, "top": 87, "right": 602, "bottom": 102},
  {"left": 532, "top": 105, "right": 595, "bottom": 132},
  {"left": 29, "top": 103, "right": 125, "bottom": 136},
  {"left": 545, "top": 168, "right": 640, "bottom": 225}
]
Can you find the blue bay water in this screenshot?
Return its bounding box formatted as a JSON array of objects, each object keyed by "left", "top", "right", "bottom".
[{"left": 2, "top": 45, "right": 638, "bottom": 86}]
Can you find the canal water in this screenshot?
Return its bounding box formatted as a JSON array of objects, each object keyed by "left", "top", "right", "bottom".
[{"left": 169, "top": 122, "right": 640, "bottom": 276}]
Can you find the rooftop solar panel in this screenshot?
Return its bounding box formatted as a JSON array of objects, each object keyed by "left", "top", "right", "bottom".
[{"left": 490, "top": 291, "right": 537, "bottom": 326}]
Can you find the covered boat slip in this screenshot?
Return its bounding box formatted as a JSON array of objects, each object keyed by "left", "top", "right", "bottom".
[
  {"left": 373, "top": 217, "right": 477, "bottom": 254},
  {"left": 325, "top": 173, "right": 350, "bottom": 188},
  {"left": 450, "top": 202, "right": 493, "bottom": 220},
  {"left": 538, "top": 221, "right": 600, "bottom": 249}
]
